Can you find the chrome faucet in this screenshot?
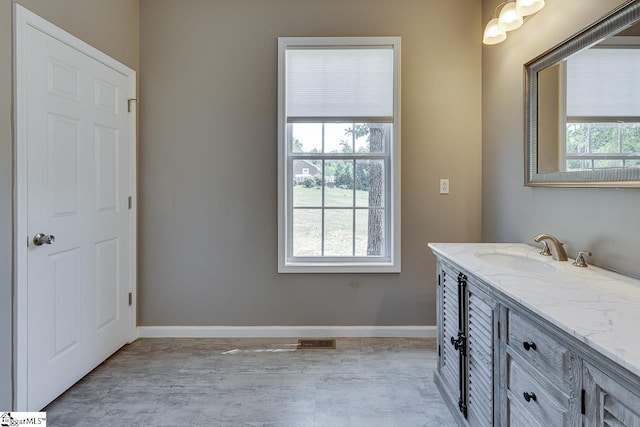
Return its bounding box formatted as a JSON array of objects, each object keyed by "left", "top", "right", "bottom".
[{"left": 533, "top": 234, "right": 568, "bottom": 261}]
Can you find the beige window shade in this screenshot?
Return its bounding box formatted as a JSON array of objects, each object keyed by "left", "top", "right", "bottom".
[
  {"left": 566, "top": 48, "right": 640, "bottom": 117},
  {"left": 286, "top": 48, "right": 394, "bottom": 119}
]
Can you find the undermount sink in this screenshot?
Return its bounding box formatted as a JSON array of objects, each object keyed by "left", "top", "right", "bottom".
[{"left": 476, "top": 252, "right": 557, "bottom": 273}]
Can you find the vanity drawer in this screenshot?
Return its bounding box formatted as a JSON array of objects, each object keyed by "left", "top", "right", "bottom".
[
  {"left": 508, "top": 310, "right": 570, "bottom": 391},
  {"left": 508, "top": 358, "right": 567, "bottom": 426},
  {"left": 508, "top": 395, "right": 543, "bottom": 427}
]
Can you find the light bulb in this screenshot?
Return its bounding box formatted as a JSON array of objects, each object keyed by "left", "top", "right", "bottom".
[
  {"left": 498, "top": 3, "right": 523, "bottom": 31},
  {"left": 483, "top": 18, "right": 507, "bottom": 45}
]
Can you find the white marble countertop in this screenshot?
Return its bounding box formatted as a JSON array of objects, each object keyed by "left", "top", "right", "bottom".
[{"left": 428, "top": 242, "right": 640, "bottom": 379}]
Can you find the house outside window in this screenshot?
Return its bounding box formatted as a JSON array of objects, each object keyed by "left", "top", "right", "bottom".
[{"left": 277, "top": 37, "right": 401, "bottom": 273}]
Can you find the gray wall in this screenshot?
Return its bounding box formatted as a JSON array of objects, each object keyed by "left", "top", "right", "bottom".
[
  {"left": 139, "top": 0, "right": 482, "bottom": 327},
  {"left": 0, "top": 0, "right": 139, "bottom": 409},
  {"left": 482, "top": 0, "right": 640, "bottom": 276}
]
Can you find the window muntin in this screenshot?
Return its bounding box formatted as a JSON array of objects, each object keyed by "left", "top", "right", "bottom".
[{"left": 278, "top": 37, "right": 400, "bottom": 273}]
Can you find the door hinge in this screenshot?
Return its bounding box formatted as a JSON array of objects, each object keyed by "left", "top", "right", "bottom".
[
  {"left": 127, "top": 98, "right": 138, "bottom": 113},
  {"left": 581, "top": 389, "right": 586, "bottom": 414},
  {"left": 128, "top": 292, "right": 133, "bottom": 306},
  {"left": 438, "top": 274, "right": 441, "bottom": 287},
  {"left": 498, "top": 321, "right": 501, "bottom": 339},
  {"left": 128, "top": 196, "right": 132, "bottom": 210},
  {"left": 438, "top": 344, "right": 441, "bottom": 357}
]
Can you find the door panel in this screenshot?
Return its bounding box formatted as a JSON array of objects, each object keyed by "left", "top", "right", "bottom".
[
  {"left": 47, "top": 57, "right": 81, "bottom": 101},
  {"left": 95, "top": 238, "right": 119, "bottom": 330},
  {"left": 441, "top": 268, "right": 460, "bottom": 397},
  {"left": 583, "top": 362, "right": 640, "bottom": 427},
  {"left": 467, "top": 291, "right": 494, "bottom": 427},
  {"left": 48, "top": 115, "right": 81, "bottom": 216},
  {"left": 49, "top": 248, "right": 81, "bottom": 356},
  {"left": 95, "top": 125, "right": 119, "bottom": 213},
  {"left": 94, "top": 77, "right": 119, "bottom": 114}
]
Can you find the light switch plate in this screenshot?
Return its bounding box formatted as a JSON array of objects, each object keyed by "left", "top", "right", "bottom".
[{"left": 440, "top": 179, "right": 450, "bottom": 194}]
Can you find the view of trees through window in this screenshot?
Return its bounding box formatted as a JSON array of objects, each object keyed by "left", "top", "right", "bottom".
[
  {"left": 290, "top": 123, "right": 388, "bottom": 258},
  {"left": 566, "top": 122, "right": 640, "bottom": 171}
]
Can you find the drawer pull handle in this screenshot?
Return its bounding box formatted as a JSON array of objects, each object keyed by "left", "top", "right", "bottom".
[
  {"left": 523, "top": 341, "right": 537, "bottom": 351},
  {"left": 523, "top": 392, "right": 537, "bottom": 403},
  {"left": 450, "top": 335, "right": 466, "bottom": 352}
]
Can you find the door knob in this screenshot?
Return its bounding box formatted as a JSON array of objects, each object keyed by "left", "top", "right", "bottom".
[{"left": 33, "top": 233, "right": 55, "bottom": 246}]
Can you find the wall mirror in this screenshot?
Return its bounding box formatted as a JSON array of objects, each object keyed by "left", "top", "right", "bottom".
[{"left": 525, "top": 1, "right": 640, "bottom": 187}]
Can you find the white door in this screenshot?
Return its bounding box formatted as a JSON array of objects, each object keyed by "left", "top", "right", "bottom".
[{"left": 14, "top": 6, "right": 137, "bottom": 411}]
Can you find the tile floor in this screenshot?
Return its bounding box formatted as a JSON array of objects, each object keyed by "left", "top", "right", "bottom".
[{"left": 44, "top": 338, "right": 456, "bottom": 427}]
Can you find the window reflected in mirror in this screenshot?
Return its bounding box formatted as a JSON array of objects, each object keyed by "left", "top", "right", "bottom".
[{"left": 537, "top": 28, "right": 640, "bottom": 174}]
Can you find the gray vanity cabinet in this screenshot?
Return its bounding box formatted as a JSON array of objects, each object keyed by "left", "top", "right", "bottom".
[
  {"left": 582, "top": 362, "right": 640, "bottom": 427},
  {"left": 436, "top": 259, "right": 497, "bottom": 427},
  {"left": 433, "top": 250, "right": 640, "bottom": 427}
]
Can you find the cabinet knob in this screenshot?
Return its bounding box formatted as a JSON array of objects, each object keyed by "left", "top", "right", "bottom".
[
  {"left": 450, "top": 336, "right": 461, "bottom": 349},
  {"left": 450, "top": 334, "right": 466, "bottom": 354},
  {"left": 522, "top": 341, "right": 537, "bottom": 351},
  {"left": 523, "top": 392, "right": 537, "bottom": 403}
]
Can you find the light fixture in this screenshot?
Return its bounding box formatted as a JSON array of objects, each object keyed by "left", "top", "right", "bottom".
[
  {"left": 498, "top": 2, "right": 523, "bottom": 31},
  {"left": 483, "top": 0, "right": 546, "bottom": 45},
  {"left": 516, "top": 0, "right": 545, "bottom": 17},
  {"left": 483, "top": 18, "right": 507, "bottom": 45}
]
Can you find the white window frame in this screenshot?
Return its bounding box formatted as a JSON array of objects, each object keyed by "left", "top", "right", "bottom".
[{"left": 277, "top": 37, "right": 401, "bottom": 273}]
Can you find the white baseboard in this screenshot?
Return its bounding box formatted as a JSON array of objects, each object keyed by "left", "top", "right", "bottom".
[{"left": 137, "top": 325, "right": 436, "bottom": 339}]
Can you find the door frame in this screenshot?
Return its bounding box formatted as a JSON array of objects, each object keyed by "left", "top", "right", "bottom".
[{"left": 13, "top": 5, "right": 137, "bottom": 410}]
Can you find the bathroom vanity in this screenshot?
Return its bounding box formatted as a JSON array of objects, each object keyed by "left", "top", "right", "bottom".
[{"left": 429, "top": 243, "right": 640, "bottom": 427}]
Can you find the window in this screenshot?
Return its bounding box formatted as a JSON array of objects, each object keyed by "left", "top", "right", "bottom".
[
  {"left": 277, "top": 37, "right": 401, "bottom": 273},
  {"left": 563, "top": 40, "right": 640, "bottom": 171},
  {"left": 565, "top": 122, "right": 640, "bottom": 171}
]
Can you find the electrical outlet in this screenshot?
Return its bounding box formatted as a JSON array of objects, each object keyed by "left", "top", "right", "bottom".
[{"left": 440, "top": 179, "right": 450, "bottom": 195}]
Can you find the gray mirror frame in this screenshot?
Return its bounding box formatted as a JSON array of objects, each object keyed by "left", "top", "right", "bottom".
[{"left": 525, "top": 0, "right": 640, "bottom": 187}]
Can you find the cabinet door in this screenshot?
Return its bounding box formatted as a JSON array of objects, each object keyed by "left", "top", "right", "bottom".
[
  {"left": 440, "top": 266, "right": 461, "bottom": 399},
  {"left": 583, "top": 362, "right": 640, "bottom": 427},
  {"left": 467, "top": 289, "right": 494, "bottom": 427}
]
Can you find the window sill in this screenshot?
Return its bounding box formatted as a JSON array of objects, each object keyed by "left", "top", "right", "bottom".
[{"left": 278, "top": 261, "right": 400, "bottom": 274}]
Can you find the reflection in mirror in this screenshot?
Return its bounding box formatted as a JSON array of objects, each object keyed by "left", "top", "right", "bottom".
[
  {"left": 538, "top": 34, "right": 640, "bottom": 173},
  {"left": 537, "top": 63, "right": 563, "bottom": 173},
  {"left": 525, "top": 1, "right": 640, "bottom": 186}
]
